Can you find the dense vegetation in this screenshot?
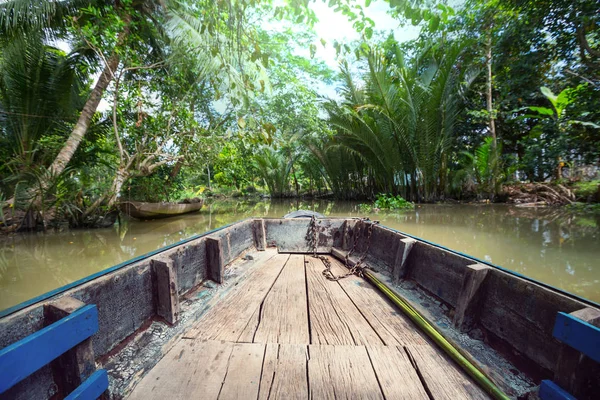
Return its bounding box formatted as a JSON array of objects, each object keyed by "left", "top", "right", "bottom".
[{"left": 0, "top": 0, "right": 599, "bottom": 231}]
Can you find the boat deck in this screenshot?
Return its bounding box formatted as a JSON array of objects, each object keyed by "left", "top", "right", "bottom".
[{"left": 128, "top": 250, "right": 489, "bottom": 399}]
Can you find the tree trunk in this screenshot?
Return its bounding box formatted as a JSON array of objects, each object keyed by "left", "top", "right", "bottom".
[
  {"left": 486, "top": 33, "right": 496, "bottom": 146},
  {"left": 48, "top": 16, "right": 131, "bottom": 177},
  {"left": 207, "top": 165, "right": 211, "bottom": 189},
  {"left": 107, "top": 167, "right": 129, "bottom": 208}
]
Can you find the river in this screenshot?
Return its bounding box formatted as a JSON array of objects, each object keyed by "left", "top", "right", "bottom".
[{"left": 1, "top": 200, "right": 599, "bottom": 311}]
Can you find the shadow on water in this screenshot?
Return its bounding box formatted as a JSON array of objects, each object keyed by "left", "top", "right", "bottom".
[{"left": 0, "top": 199, "right": 599, "bottom": 310}]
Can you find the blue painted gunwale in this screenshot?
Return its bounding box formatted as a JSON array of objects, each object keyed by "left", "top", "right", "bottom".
[
  {"left": 0, "top": 304, "right": 98, "bottom": 393},
  {"left": 2, "top": 216, "right": 598, "bottom": 319},
  {"left": 0, "top": 220, "right": 244, "bottom": 319},
  {"left": 553, "top": 311, "right": 600, "bottom": 363},
  {"left": 539, "top": 380, "right": 577, "bottom": 400},
  {"left": 64, "top": 369, "right": 109, "bottom": 400}
]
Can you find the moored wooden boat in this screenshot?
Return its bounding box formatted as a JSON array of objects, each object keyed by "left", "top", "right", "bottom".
[
  {"left": 119, "top": 200, "right": 203, "bottom": 219},
  {"left": 0, "top": 217, "right": 599, "bottom": 399}
]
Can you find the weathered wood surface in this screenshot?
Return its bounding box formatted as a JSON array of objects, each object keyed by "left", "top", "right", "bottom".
[
  {"left": 206, "top": 237, "right": 225, "bottom": 283},
  {"left": 44, "top": 297, "right": 98, "bottom": 398},
  {"left": 308, "top": 345, "right": 383, "bottom": 399},
  {"left": 453, "top": 263, "right": 490, "bottom": 332},
  {"left": 325, "top": 256, "right": 428, "bottom": 346},
  {"left": 0, "top": 304, "right": 99, "bottom": 394},
  {"left": 367, "top": 345, "right": 429, "bottom": 399},
  {"left": 392, "top": 237, "right": 416, "bottom": 283},
  {"left": 185, "top": 253, "right": 289, "bottom": 341},
  {"left": 406, "top": 345, "right": 490, "bottom": 399},
  {"left": 250, "top": 255, "right": 310, "bottom": 344},
  {"left": 258, "top": 344, "right": 308, "bottom": 400},
  {"left": 305, "top": 256, "right": 382, "bottom": 345},
  {"left": 152, "top": 259, "right": 180, "bottom": 325},
  {"left": 219, "top": 342, "right": 265, "bottom": 399},
  {"left": 553, "top": 307, "right": 600, "bottom": 398},
  {"left": 253, "top": 219, "right": 267, "bottom": 251},
  {"left": 128, "top": 340, "right": 234, "bottom": 399}
]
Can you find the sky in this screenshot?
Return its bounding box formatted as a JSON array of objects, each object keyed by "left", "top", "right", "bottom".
[
  {"left": 294, "top": 0, "right": 421, "bottom": 99},
  {"left": 90, "top": 0, "right": 421, "bottom": 111},
  {"left": 309, "top": 0, "right": 420, "bottom": 70}
]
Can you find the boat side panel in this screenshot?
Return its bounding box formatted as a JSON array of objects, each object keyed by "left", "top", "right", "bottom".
[
  {"left": 480, "top": 270, "right": 586, "bottom": 372},
  {"left": 406, "top": 241, "right": 471, "bottom": 306},
  {"left": 160, "top": 239, "right": 207, "bottom": 296},
  {"left": 264, "top": 218, "right": 344, "bottom": 253},
  {"left": 0, "top": 308, "right": 53, "bottom": 400},
  {"left": 224, "top": 220, "right": 255, "bottom": 263}
]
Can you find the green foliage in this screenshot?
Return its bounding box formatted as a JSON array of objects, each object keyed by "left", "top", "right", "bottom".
[
  {"left": 374, "top": 194, "right": 414, "bottom": 210},
  {"left": 573, "top": 181, "right": 600, "bottom": 200},
  {"left": 359, "top": 194, "right": 415, "bottom": 212}
]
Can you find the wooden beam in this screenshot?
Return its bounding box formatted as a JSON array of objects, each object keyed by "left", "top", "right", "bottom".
[
  {"left": 65, "top": 369, "right": 109, "bottom": 400},
  {"left": 452, "top": 264, "right": 490, "bottom": 332},
  {"left": 206, "top": 237, "right": 224, "bottom": 284},
  {"left": 0, "top": 303, "right": 98, "bottom": 394},
  {"left": 152, "top": 259, "right": 180, "bottom": 325},
  {"left": 539, "top": 380, "right": 576, "bottom": 400},
  {"left": 253, "top": 219, "right": 266, "bottom": 251},
  {"left": 44, "top": 297, "right": 98, "bottom": 398},
  {"left": 553, "top": 307, "right": 600, "bottom": 397},
  {"left": 392, "top": 237, "right": 416, "bottom": 283},
  {"left": 553, "top": 311, "right": 600, "bottom": 363}
]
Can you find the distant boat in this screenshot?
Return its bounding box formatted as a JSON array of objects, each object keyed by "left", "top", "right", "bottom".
[{"left": 119, "top": 200, "right": 203, "bottom": 219}]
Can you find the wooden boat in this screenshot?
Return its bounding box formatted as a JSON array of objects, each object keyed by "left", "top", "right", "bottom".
[
  {"left": 1, "top": 217, "right": 599, "bottom": 400},
  {"left": 119, "top": 200, "right": 203, "bottom": 219}
]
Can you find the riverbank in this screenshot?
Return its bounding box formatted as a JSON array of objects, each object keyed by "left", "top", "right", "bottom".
[
  {"left": 1, "top": 201, "right": 599, "bottom": 311},
  {"left": 2, "top": 181, "right": 600, "bottom": 235}
]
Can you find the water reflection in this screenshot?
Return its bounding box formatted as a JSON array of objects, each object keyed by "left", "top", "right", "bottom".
[{"left": 0, "top": 200, "right": 598, "bottom": 310}]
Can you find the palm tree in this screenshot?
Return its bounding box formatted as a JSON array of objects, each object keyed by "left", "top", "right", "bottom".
[
  {"left": 0, "top": 0, "right": 266, "bottom": 185},
  {"left": 0, "top": 34, "right": 87, "bottom": 163},
  {"left": 322, "top": 40, "right": 476, "bottom": 201}
]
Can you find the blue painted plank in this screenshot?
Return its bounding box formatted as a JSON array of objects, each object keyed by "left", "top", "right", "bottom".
[
  {"left": 65, "top": 369, "right": 108, "bottom": 400},
  {"left": 539, "top": 380, "right": 576, "bottom": 400},
  {"left": 0, "top": 304, "right": 98, "bottom": 393},
  {"left": 553, "top": 311, "right": 600, "bottom": 363}
]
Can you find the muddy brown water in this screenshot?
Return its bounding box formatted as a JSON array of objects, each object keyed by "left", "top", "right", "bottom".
[{"left": 1, "top": 200, "right": 599, "bottom": 311}]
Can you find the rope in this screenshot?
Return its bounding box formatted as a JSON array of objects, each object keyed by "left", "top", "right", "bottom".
[
  {"left": 306, "top": 215, "right": 379, "bottom": 281},
  {"left": 305, "top": 216, "right": 510, "bottom": 400}
]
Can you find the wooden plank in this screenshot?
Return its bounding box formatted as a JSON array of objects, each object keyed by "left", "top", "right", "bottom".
[
  {"left": 366, "top": 345, "right": 429, "bottom": 399},
  {"left": 253, "top": 219, "right": 267, "bottom": 251},
  {"left": 554, "top": 307, "right": 600, "bottom": 397},
  {"left": 553, "top": 311, "right": 600, "bottom": 363},
  {"left": 453, "top": 264, "right": 490, "bottom": 333},
  {"left": 128, "top": 340, "right": 234, "bottom": 399},
  {"left": 152, "top": 259, "right": 180, "bottom": 325},
  {"left": 250, "top": 255, "right": 310, "bottom": 344},
  {"left": 325, "top": 256, "right": 428, "bottom": 346},
  {"left": 392, "top": 237, "right": 416, "bottom": 283},
  {"left": 305, "top": 256, "right": 382, "bottom": 346},
  {"left": 539, "top": 380, "right": 576, "bottom": 400},
  {"left": 406, "top": 345, "right": 489, "bottom": 399},
  {"left": 185, "top": 254, "right": 289, "bottom": 341},
  {"left": 206, "top": 237, "right": 225, "bottom": 283},
  {"left": 65, "top": 369, "right": 109, "bottom": 400},
  {"left": 219, "top": 343, "right": 265, "bottom": 399},
  {"left": 0, "top": 304, "right": 98, "bottom": 394},
  {"left": 308, "top": 345, "right": 383, "bottom": 399},
  {"left": 44, "top": 297, "right": 98, "bottom": 398},
  {"left": 258, "top": 344, "right": 308, "bottom": 400}
]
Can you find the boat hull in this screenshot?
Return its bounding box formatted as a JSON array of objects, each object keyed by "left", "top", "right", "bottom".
[
  {"left": 119, "top": 200, "right": 203, "bottom": 219},
  {"left": 1, "top": 218, "right": 598, "bottom": 399}
]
